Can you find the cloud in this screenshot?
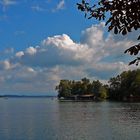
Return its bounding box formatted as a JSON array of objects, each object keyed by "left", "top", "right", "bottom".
[
  {"left": 81, "top": 22, "right": 105, "bottom": 47},
  {"left": 53, "top": 0, "right": 65, "bottom": 12},
  {"left": 14, "top": 31, "right": 25, "bottom": 36},
  {"left": 25, "top": 47, "right": 37, "bottom": 55},
  {"left": 0, "top": 0, "right": 17, "bottom": 10},
  {"left": 31, "top": 5, "right": 47, "bottom": 12},
  {"left": 11, "top": 34, "right": 92, "bottom": 67},
  {"left": 0, "top": 48, "right": 14, "bottom": 55},
  {"left": 15, "top": 51, "right": 24, "bottom": 58},
  {"left": 30, "top": 0, "right": 65, "bottom": 13},
  {"left": 56, "top": 0, "right": 65, "bottom": 10},
  {"left": 0, "top": 60, "right": 11, "bottom": 70},
  {"left": 86, "top": 62, "right": 135, "bottom": 79},
  {"left": 0, "top": 48, "right": 14, "bottom": 59},
  {"left": 0, "top": 0, "right": 16, "bottom": 6},
  {"left": 0, "top": 23, "right": 138, "bottom": 94}
]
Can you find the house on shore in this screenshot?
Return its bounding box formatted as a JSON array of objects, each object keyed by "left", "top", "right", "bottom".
[{"left": 59, "top": 94, "right": 95, "bottom": 101}]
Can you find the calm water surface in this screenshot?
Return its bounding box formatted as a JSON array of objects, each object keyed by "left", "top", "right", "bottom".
[{"left": 0, "top": 98, "right": 140, "bottom": 140}]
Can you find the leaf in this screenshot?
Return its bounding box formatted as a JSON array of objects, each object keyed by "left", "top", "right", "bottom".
[
  {"left": 124, "top": 49, "right": 128, "bottom": 54},
  {"left": 134, "top": 49, "right": 139, "bottom": 55},
  {"left": 108, "top": 25, "right": 113, "bottom": 31},
  {"left": 105, "top": 18, "right": 112, "bottom": 26},
  {"left": 136, "top": 62, "right": 139, "bottom": 66},
  {"left": 114, "top": 26, "right": 118, "bottom": 34},
  {"left": 129, "top": 59, "right": 137, "bottom": 65},
  {"left": 134, "top": 25, "right": 138, "bottom": 30},
  {"left": 138, "top": 35, "right": 140, "bottom": 40},
  {"left": 84, "top": 13, "right": 87, "bottom": 18},
  {"left": 88, "top": 16, "right": 92, "bottom": 19},
  {"left": 82, "top": 0, "right": 85, "bottom": 4},
  {"left": 124, "top": 46, "right": 136, "bottom": 55},
  {"left": 127, "top": 26, "right": 131, "bottom": 32},
  {"left": 122, "top": 28, "right": 127, "bottom": 35}
]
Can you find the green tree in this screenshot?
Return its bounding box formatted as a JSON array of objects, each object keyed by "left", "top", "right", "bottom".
[
  {"left": 71, "top": 80, "right": 83, "bottom": 95},
  {"left": 81, "top": 77, "right": 90, "bottom": 94},
  {"left": 56, "top": 78, "right": 109, "bottom": 99},
  {"left": 92, "top": 80, "right": 103, "bottom": 98},
  {"left": 77, "top": 0, "right": 140, "bottom": 65},
  {"left": 56, "top": 80, "right": 72, "bottom": 98},
  {"left": 99, "top": 86, "right": 108, "bottom": 99},
  {"left": 108, "top": 69, "right": 140, "bottom": 101}
]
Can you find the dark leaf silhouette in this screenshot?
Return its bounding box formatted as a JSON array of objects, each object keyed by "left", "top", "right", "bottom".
[
  {"left": 129, "top": 59, "right": 137, "bottom": 65},
  {"left": 114, "top": 26, "right": 118, "bottom": 34},
  {"left": 138, "top": 35, "right": 140, "bottom": 40},
  {"left": 124, "top": 44, "right": 140, "bottom": 56},
  {"left": 129, "top": 57, "right": 140, "bottom": 66},
  {"left": 122, "top": 28, "right": 127, "bottom": 35}
]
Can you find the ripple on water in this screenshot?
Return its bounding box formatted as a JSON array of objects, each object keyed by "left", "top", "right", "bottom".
[{"left": 0, "top": 99, "right": 139, "bottom": 140}]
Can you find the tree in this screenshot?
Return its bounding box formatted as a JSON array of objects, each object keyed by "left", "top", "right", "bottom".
[
  {"left": 56, "top": 78, "right": 109, "bottom": 98},
  {"left": 56, "top": 80, "right": 72, "bottom": 98},
  {"left": 108, "top": 69, "right": 140, "bottom": 101},
  {"left": 81, "top": 77, "right": 90, "bottom": 94},
  {"left": 77, "top": 0, "right": 140, "bottom": 65},
  {"left": 99, "top": 86, "right": 108, "bottom": 99},
  {"left": 92, "top": 80, "right": 103, "bottom": 98}
]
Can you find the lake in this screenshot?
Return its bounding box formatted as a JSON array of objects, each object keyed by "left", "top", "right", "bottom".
[{"left": 0, "top": 97, "right": 140, "bottom": 140}]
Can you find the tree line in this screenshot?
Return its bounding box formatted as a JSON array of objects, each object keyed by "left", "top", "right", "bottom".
[
  {"left": 56, "top": 69, "right": 140, "bottom": 101},
  {"left": 56, "top": 78, "right": 108, "bottom": 100}
]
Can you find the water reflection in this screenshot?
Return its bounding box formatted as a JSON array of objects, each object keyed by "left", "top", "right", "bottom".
[{"left": 0, "top": 98, "right": 140, "bottom": 140}]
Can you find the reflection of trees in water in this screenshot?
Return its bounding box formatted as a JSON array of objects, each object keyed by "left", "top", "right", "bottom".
[
  {"left": 108, "top": 103, "right": 140, "bottom": 124},
  {"left": 121, "top": 103, "right": 140, "bottom": 123}
]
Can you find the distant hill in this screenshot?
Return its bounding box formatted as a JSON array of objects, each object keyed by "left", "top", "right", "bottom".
[{"left": 0, "top": 95, "right": 56, "bottom": 98}]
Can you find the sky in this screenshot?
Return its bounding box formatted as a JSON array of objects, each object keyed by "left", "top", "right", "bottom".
[{"left": 0, "top": 0, "right": 139, "bottom": 95}]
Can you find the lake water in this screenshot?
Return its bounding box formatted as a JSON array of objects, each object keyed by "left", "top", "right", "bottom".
[{"left": 0, "top": 98, "right": 140, "bottom": 140}]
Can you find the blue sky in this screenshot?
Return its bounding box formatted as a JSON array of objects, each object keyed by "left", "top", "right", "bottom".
[
  {"left": 0, "top": 0, "right": 139, "bottom": 95},
  {"left": 0, "top": 0, "right": 95, "bottom": 51}
]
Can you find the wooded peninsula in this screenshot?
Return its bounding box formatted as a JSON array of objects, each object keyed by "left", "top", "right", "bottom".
[{"left": 56, "top": 69, "right": 140, "bottom": 102}]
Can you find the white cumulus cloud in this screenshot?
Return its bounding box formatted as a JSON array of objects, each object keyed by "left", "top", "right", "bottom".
[
  {"left": 0, "top": 23, "right": 138, "bottom": 94},
  {"left": 0, "top": 60, "right": 11, "bottom": 70},
  {"left": 25, "top": 46, "right": 37, "bottom": 55},
  {"left": 15, "top": 51, "right": 24, "bottom": 58}
]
